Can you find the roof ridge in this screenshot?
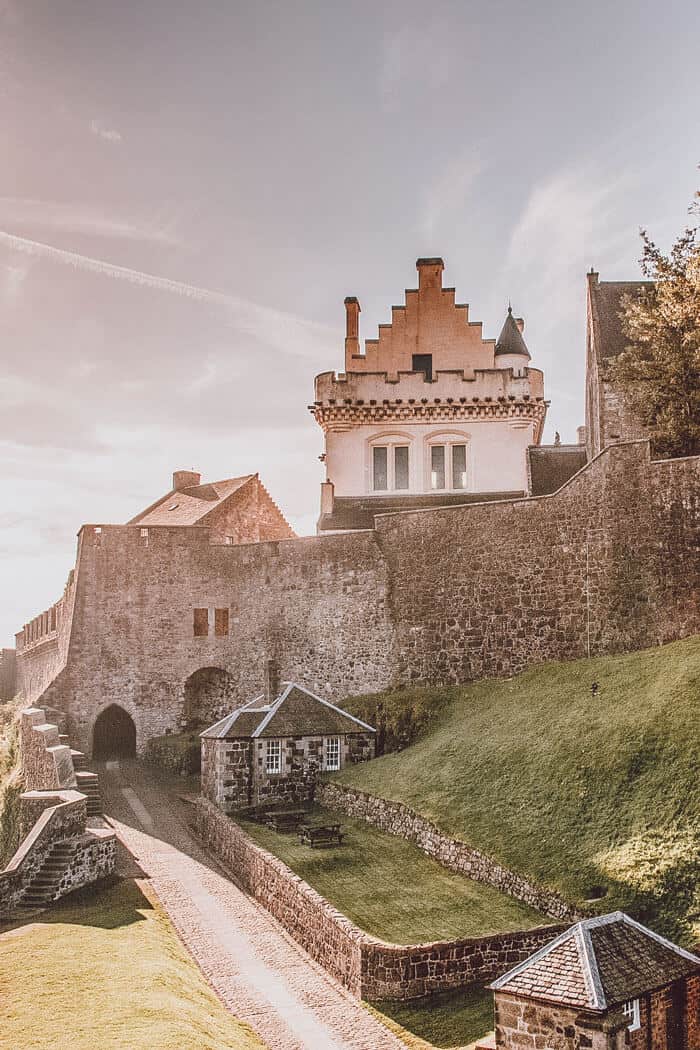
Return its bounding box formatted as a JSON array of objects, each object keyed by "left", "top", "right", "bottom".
[{"left": 576, "top": 922, "right": 606, "bottom": 1009}]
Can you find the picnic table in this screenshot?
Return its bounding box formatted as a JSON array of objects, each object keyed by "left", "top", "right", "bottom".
[
  {"left": 297, "top": 822, "right": 344, "bottom": 848},
  {"left": 265, "top": 807, "right": 308, "bottom": 833}
]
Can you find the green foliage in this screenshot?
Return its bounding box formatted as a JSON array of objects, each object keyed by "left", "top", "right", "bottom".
[
  {"left": 370, "top": 985, "right": 493, "bottom": 1049},
  {"left": 144, "top": 732, "right": 201, "bottom": 775},
  {"left": 241, "top": 808, "right": 544, "bottom": 944},
  {"left": 610, "top": 193, "right": 700, "bottom": 458},
  {"left": 337, "top": 636, "right": 700, "bottom": 946},
  {"left": 0, "top": 702, "right": 23, "bottom": 866},
  {"left": 343, "top": 683, "right": 459, "bottom": 753}
]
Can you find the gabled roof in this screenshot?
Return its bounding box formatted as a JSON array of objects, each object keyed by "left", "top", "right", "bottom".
[
  {"left": 495, "top": 306, "right": 530, "bottom": 359},
  {"left": 129, "top": 475, "right": 255, "bottom": 527},
  {"left": 490, "top": 912, "right": 700, "bottom": 1011},
  {"left": 200, "top": 682, "right": 376, "bottom": 740},
  {"left": 589, "top": 279, "right": 654, "bottom": 363}
]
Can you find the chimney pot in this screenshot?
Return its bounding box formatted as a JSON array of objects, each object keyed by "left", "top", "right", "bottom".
[{"left": 172, "top": 470, "right": 201, "bottom": 491}]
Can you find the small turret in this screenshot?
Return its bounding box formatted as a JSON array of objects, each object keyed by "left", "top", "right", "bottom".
[{"left": 495, "top": 306, "right": 531, "bottom": 374}]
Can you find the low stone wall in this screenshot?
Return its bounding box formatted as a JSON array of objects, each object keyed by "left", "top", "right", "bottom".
[
  {"left": 20, "top": 707, "right": 76, "bottom": 791},
  {"left": 196, "top": 797, "right": 566, "bottom": 1000},
  {"left": 317, "top": 782, "right": 579, "bottom": 921},
  {"left": 53, "top": 828, "right": 116, "bottom": 902}
]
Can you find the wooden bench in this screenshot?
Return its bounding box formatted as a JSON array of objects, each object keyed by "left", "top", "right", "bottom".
[{"left": 297, "top": 823, "right": 344, "bottom": 848}]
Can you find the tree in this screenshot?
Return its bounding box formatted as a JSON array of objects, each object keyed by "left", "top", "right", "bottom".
[{"left": 610, "top": 190, "right": 700, "bottom": 458}]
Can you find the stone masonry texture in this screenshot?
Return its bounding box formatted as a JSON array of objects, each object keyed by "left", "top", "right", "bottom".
[{"left": 14, "top": 441, "right": 700, "bottom": 757}]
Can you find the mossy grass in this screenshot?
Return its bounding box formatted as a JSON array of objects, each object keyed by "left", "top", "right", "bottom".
[
  {"left": 335, "top": 635, "right": 700, "bottom": 945},
  {"left": 241, "top": 809, "right": 545, "bottom": 943},
  {"left": 0, "top": 878, "right": 264, "bottom": 1050},
  {"left": 369, "top": 985, "right": 494, "bottom": 1049}
]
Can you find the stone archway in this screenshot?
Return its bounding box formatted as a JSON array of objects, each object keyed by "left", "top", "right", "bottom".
[
  {"left": 183, "top": 667, "right": 237, "bottom": 731},
  {"left": 92, "top": 704, "right": 137, "bottom": 759}
]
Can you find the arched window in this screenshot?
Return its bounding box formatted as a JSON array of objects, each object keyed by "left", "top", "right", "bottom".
[
  {"left": 425, "top": 431, "right": 471, "bottom": 492},
  {"left": 368, "top": 433, "right": 413, "bottom": 493}
]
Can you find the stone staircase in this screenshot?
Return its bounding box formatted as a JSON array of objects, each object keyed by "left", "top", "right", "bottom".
[
  {"left": 22, "top": 839, "right": 77, "bottom": 906},
  {"left": 74, "top": 771, "right": 102, "bottom": 817}
]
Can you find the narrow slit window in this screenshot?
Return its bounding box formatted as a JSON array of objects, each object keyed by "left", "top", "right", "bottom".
[
  {"left": 265, "top": 739, "right": 282, "bottom": 774},
  {"left": 373, "top": 446, "right": 388, "bottom": 491},
  {"left": 214, "top": 608, "right": 229, "bottom": 637},
  {"left": 431, "top": 445, "right": 446, "bottom": 490},
  {"left": 193, "top": 608, "right": 209, "bottom": 637},
  {"left": 325, "top": 736, "right": 341, "bottom": 771},
  {"left": 452, "top": 444, "right": 467, "bottom": 490},
  {"left": 394, "top": 446, "right": 409, "bottom": 490}
]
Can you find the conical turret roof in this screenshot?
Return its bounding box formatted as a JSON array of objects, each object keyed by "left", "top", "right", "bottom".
[{"left": 495, "top": 306, "right": 530, "bottom": 359}]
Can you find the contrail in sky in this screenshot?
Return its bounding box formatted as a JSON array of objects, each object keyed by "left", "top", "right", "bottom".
[{"left": 0, "top": 229, "right": 334, "bottom": 357}]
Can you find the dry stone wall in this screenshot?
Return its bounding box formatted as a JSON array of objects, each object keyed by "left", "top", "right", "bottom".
[
  {"left": 318, "top": 782, "right": 578, "bottom": 920},
  {"left": 196, "top": 798, "right": 566, "bottom": 1000},
  {"left": 16, "top": 442, "right": 700, "bottom": 757}
]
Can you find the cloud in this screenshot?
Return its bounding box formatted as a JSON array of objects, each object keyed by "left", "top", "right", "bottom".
[
  {"left": 0, "top": 197, "right": 179, "bottom": 245},
  {"left": 379, "top": 21, "right": 452, "bottom": 112},
  {"left": 421, "top": 151, "right": 482, "bottom": 237},
  {"left": 90, "top": 118, "right": 122, "bottom": 143}
]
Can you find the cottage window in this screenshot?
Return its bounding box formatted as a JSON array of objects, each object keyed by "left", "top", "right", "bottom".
[
  {"left": 265, "top": 739, "right": 282, "bottom": 775},
  {"left": 324, "top": 736, "right": 341, "bottom": 771},
  {"left": 622, "top": 998, "right": 640, "bottom": 1031}
]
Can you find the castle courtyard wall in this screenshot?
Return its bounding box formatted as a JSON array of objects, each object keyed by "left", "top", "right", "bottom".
[{"left": 16, "top": 442, "right": 700, "bottom": 755}]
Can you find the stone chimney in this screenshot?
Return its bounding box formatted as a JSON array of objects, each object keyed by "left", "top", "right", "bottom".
[
  {"left": 577, "top": 425, "right": 587, "bottom": 446},
  {"left": 344, "top": 297, "right": 361, "bottom": 370},
  {"left": 172, "top": 470, "right": 201, "bottom": 491},
  {"left": 416, "top": 257, "right": 444, "bottom": 292},
  {"left": 264, "top": 658, "right": 280, "bottom": 705}
]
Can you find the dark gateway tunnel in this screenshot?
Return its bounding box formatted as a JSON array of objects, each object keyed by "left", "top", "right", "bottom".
[{"left": 92, "top": 704, "right": 137, "bottom": 759}]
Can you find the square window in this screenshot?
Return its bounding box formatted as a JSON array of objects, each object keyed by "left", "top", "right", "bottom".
[
  {"left": 193, "top": 608, "right": 209, "bottom": 637},
  {"left": 622, "top": 999, "right": 640, "bottom": 1031},
  {"left": 373, "top": 446, "right": 388, "bottom": 491},
  {"left": 394, "top": 446, "right": 409, "bottom": 490},
  {"left": 214, "top": 608, "right": 229, "bottom": 636},
  {"left": 431, "top": 445, "right": 446, "bottom": 490},
  {"left": 265, "top": 739, "right": 282, "bottom": 775},
  {"left": 324, "top": 736, "right": 341, "bottom": 771}
]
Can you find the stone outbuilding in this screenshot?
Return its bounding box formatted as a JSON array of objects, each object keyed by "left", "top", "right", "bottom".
[
  {"left": 200, "top": 680, "right": 375, "bottom": 813},
  {"left": 489, "top": 911, "right": 700, "bottom": 1050}
]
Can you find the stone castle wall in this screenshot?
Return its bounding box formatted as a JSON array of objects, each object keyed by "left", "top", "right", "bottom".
[
  {"left": 318, "top": 782, "right": 578, "bottom": 920},
  {"left": 16, "top": 442, "right": 700, "bottom": 756},
  {"left": 196, "top": 797, "right": 566, "bottom": 1000}
]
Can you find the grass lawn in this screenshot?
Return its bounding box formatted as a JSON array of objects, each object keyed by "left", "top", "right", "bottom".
[
  {"left": 0, "top": 878, "right": 264, "bottom": 1050},
  {"left": 371, "top": 985, "right": 494, "bottom": 1049},
  {"left": 337, "top": 635, "right": 700, "bottom": 945},
  {"left": 240, "top": 810, "right": 545, "bottom": 943}
]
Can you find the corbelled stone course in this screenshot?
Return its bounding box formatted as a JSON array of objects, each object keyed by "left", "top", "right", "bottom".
[
  {"left": 317, "top": 782, "right": 579, "bottom": 921},
  {"left": 196, "top": 797, "right": 566, "bottom": 1000}
]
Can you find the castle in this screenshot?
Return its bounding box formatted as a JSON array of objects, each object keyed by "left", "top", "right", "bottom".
[{"left": 7, "top": 259, "right": 699, "bottom": 759}]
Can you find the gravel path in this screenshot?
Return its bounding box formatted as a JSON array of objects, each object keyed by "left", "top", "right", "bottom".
[{"left": 99, "top": 761, "right": 406, "bottom": 1050}]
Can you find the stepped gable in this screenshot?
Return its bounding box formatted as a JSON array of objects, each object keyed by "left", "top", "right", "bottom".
[
  {"left": 490, "top": 912, "right": 700, "bottom": 1009},
  {"left": 495, "top": 306, "right": 530, "bottom": 360},
  {"left": 201, "top": 682, "right": 375, "bottom": 740}
]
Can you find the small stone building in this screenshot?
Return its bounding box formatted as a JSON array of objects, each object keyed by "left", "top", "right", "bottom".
[
  {"left": 200, "top": 680, "right": 375, "bottom": 812},
  {"left": 489, "top": 912, "right": 700, "bottom": 1050}
]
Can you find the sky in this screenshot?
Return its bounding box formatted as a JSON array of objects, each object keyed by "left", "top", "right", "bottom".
[{"left": 1, "top": 0, "right": 699, "bottom": 646}]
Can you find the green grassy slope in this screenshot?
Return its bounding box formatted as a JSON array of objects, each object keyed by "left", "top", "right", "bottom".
[{"left": 337, "top": 636, "right": 700, "bottom": 945}]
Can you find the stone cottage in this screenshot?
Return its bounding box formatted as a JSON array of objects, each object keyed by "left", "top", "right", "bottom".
[
  {"left": 489, "top": 911, "right": 700, "bottom": 1050},
  {"left": 200, "top": 676, "right": 375, "bottom": 813}
]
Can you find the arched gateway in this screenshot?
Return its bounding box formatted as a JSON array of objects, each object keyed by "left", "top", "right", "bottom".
[{"left": 92, "top": 704, "right": 137, "bottom": 759}]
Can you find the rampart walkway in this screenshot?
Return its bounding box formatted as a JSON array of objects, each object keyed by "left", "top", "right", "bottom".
[{"left": 100, "top": 761, "right": 405, "bottom": 1050}]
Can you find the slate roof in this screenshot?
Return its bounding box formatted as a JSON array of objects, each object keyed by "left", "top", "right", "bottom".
[
  {"left": 200, "top": 683, "right": 376, "bottom": 740},
  {"left": 590, "top": 280, "right": 654, "bottom": 363},
  {"left": 318, "top": 491, "right": 526, "bottom": 532},
  {"left": 528, "top": 445, "right": 588, "bottom": 496},
  {"left": 495, "top": 307, "right": 530, "bottom": 359},
  {"left": 490, "top": 912, "right": 700, "bottom": 1010},
  {"left": 129, "top": 475, "right": 255, "bottom": 527}
]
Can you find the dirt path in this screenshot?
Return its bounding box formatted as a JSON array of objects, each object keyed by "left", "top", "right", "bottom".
[{"left": 99, "top": 761, "right": 406, "bottom": 1050}]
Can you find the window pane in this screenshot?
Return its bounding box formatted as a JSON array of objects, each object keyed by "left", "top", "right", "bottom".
[
  {"left": 266, "top": 739, "right": 281, "bottom": 774},
  {"left": 373, "top": 446, "right": 388, "bottom": 490},
  {"left": 394, "top": 446, "right": 409, "bottom": 490},
  {"left": 431, "top": 445, "right": 445, "bottom": 489},
  {"left": 325, "top": 736, "right": 341, "bottom": 770},
  {"left": 452, "top": 444, "right": 467, "bottom": 489}
]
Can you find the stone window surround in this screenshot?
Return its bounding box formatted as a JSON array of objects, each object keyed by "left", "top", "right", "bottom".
[
  {"left": 324, "top": 736, "right": 341, "bottom": 771},
  {"left": 426, "top": 429, "right": 471, "bottom": 493},
  {"left": 265, "top": 739, "right": 282, "bottom": 775},
  {"left": 192, "top": 606, "right": 231, "bottom": 638},
  {"left": 365, "top": 428, "right": 473, "bottom": 495},
  {"left": 369, "top": 432, "right": 413, "bottom": 493}
]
